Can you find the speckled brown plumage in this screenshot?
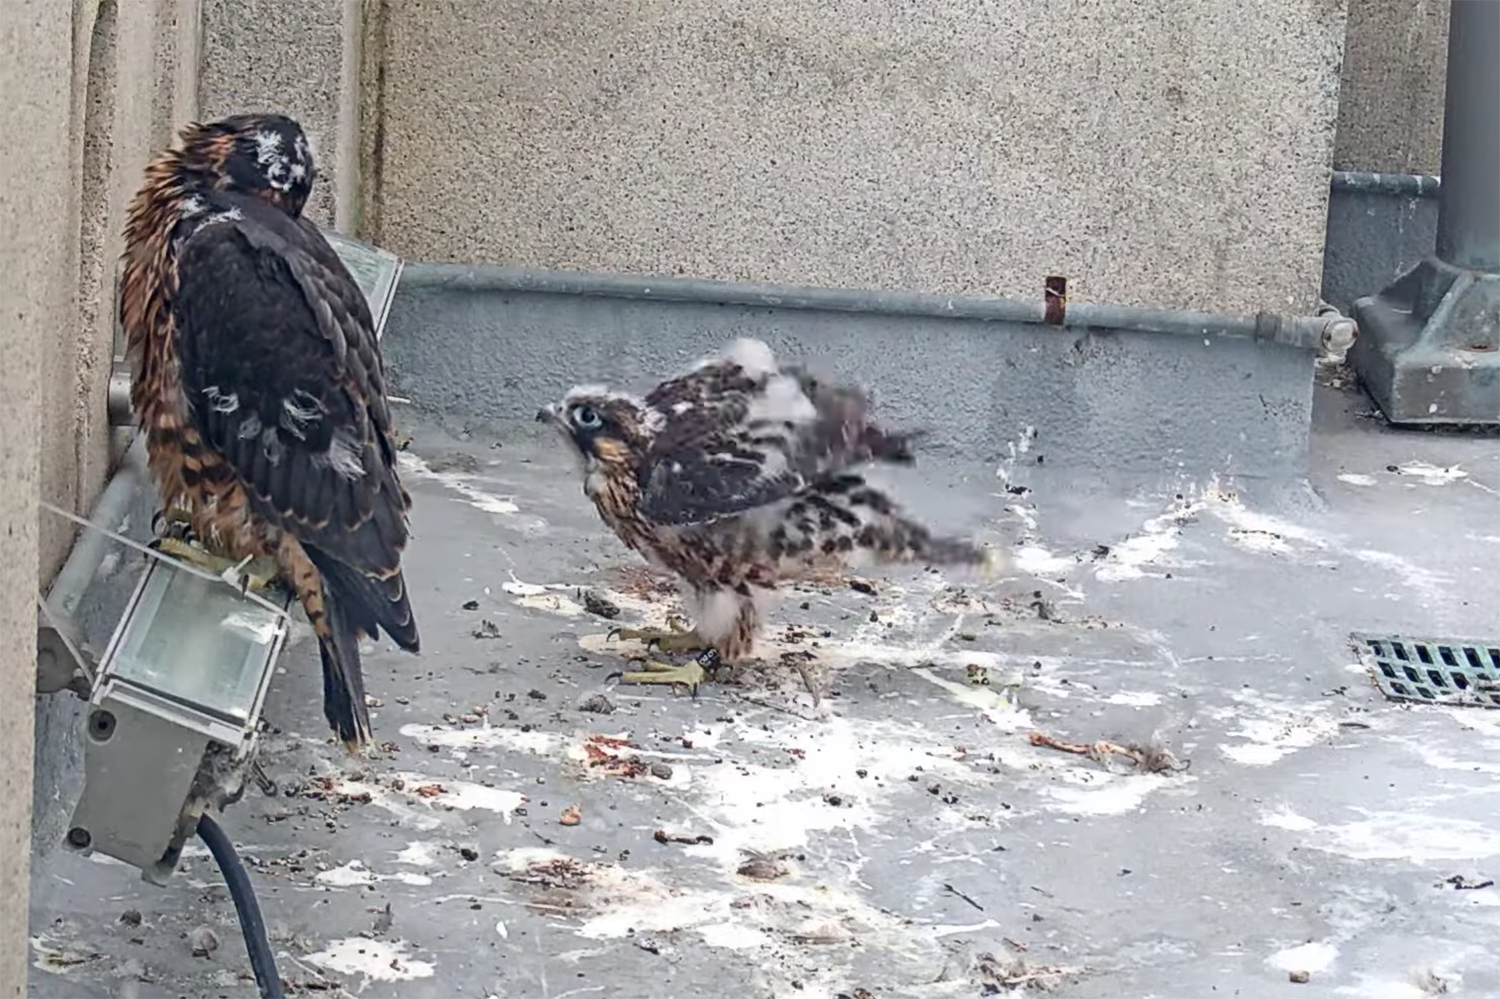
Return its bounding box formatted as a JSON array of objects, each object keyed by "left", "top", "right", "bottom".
[
  {"left": 539, "top": 338, "right": 990, "bottom": 678},
  {"left": 121, "top": 114, "right": 418, "bottom": 749}
]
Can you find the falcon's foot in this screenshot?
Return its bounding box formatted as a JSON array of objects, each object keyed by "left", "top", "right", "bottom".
[
  {"left": 606, "top": 616, "right": 705, "bottom": 654},
  {"left": 611, "top": 658, "right": 709, "bottom": 696},
  {"left": 154, "top": 537, "right": 277, "bottom": 594}
]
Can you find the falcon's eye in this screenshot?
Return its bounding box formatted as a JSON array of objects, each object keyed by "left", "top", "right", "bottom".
[{"left": 569, "top": 405, "right": 603, "bottom": 429}]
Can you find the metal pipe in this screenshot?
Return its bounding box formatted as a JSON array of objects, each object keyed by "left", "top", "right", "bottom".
[
  {"left": 45, "top": 432, "right": 147, "bottom": 619},
  {"left": 1314, "top": 300, "right": 1359, "bottom": 363},
  {"left": 1435, "top": 0, "right": 1500, "bottom": 272},
  {"left": 403, "top": 263, "right": 1346, "bottom": 352},
  {"left": 1330, "top": 171, "right": 1441, "bottom": 199}
]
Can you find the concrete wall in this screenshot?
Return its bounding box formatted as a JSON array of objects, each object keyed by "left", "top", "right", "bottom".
[
  {"left": 1334, "top": 0, "right": 1448, "bottom": 174},
  {"left": 364, "top": 0, "right": 1351, "bottom": 315},
  {"left": 199, "top": 0, "right": 362, "bottom": 229},
  {"left": 0, "top": 3, "right": 70, "bottom": 987},
  {"left": 27, "top": 0, "right": 202, "bottom": 586}
]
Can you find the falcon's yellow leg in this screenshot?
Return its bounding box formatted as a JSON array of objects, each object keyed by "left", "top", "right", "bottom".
[
  {"left": 607, "top": 614, "right": 705, "bottom": 653},
  {"left": 155, "top": 537, "right": 278, "bottom": 593},
  {"left": 614, "top": 658, "right": 709, "bottom": 694}
]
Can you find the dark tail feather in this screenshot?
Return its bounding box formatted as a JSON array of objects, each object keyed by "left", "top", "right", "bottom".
[
  {"left": 305, "top": 547, "right": 420, "bottom": 653},
  {"left": 304, "top": 548, "right": 420, "bottom": 751},
  {"left": 317, "top": 597, "right": 372, "bottom": 749}
]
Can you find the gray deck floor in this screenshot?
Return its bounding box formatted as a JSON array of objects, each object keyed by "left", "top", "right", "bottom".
[{"left": 30, "top": 383, "right": 1500, "bottom": 999}]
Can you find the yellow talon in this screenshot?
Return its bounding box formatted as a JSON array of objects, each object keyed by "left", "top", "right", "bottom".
[
  {"left": 613, "top": 659, "right": 708, "bottom": 695},
  {"left": 606, "top": 623, "right": 705, "bottom": 654},
  {"left": 156, "top": 537, "right": 277, "bottom": 593}
]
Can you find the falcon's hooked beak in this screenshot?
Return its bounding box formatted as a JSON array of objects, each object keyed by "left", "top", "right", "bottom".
[{"left": 535, "top": 404, "right": 562, "bottom": 427}]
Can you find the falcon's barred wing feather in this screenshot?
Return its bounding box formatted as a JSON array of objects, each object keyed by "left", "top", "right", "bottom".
[
  {"left": 170, "top": 194, "right": 410, "bottom": 583},
  {"left": 636, "top": 346, "right": 921, "bottom": 526}
]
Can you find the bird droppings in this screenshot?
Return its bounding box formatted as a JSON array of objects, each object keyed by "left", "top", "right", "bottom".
[
  {"left": 1262, "top": 808, "right": 1500, "bottom": 863},
  {"left": 1091, "top": 497, "right": 1204, "bottom": 581},
  {"left": 1267, "top": 940, "right": 1339, "bottom": 976},
  {"left": 327, "top": 771, "right": 526, "bottom": 829},
  {"left": 518, "top": 591, "right": 587, "bottom": 616},
  {"left": 397, "top": 451, "right": 521, "bottom": 514},
  {"left": 35, "top": 400, "right": 1500, "bottom": 999},
  {"left": 392, "top": 841, "right": 441, "bottom": 867},
  {"left": 498, "top": 850, "right": 945, "bottom": 990},
  {"left": 1217, "top": 696, "right": 1343, "bottom": 766},
  {"left": 1105, "top": 690, "right": 1164, "bottom": 707},
  {"left": 401, "top": 720, "right": 558, "bottom": 755},
  {"left": 29, "top": 936, "right": 102, "bottom": 975},
  {"left": 304, "top": 937, "right": 436, "bottom": 982},
  {"left": 1013, "top": 545, "right": 1073, "bottom": 576},
  {"left": 1387, "top": 461, "right": 1470, "bottom": 486},
  {"left": 314, "top": 859, "right": 434, "bottom": 889}
]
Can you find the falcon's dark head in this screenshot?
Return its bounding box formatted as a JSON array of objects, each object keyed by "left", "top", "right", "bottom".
[
  {"left": 174, "top": 113, "right": 317, "bottom": 216},
  {"left": 537, "top": 386, "right": 663, "bottom": 492}
]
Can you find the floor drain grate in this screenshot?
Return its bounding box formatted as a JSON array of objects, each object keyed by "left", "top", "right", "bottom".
[{"left": 1353, "top": 633, "right": 1500, "bottom": 707}]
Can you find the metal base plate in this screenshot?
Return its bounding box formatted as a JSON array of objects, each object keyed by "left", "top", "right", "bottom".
[
  {"left": 1350, "top": 256, "right": 1500, "bottom": 426},
  {"left": 1354, "top": 632, "right": 1500, "bottom": 707}
]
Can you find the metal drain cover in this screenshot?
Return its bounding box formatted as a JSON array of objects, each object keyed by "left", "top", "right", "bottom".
[{"left": 1354, "top": 633, "right": 1500, "bottom": 707}]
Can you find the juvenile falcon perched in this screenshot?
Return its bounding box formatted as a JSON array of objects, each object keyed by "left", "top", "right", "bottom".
[
  {"left": 538, "top": 338, "right": 995, "bottom": 691},
  {"left": 119, "top": 113, "right": 419, "bottom": 749}
]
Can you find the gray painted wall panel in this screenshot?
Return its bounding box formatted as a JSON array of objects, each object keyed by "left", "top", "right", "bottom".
[{"left": 382, "top": 267, "right": 1314, "bottom": 482}]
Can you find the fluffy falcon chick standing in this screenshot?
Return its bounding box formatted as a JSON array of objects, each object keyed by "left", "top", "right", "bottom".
[
  {"left": 539, "top": 338, "right": 996, "bottom": 692},
  {"left": 119, "top": 113, "right": 419, "bottom": 750}
]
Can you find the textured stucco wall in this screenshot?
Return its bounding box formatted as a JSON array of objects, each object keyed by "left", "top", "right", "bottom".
[
  {"left": 199, "top": 0, "right": 362, "bottom": 229},
  {"left": 1, "top": 3, "right": 72, "bottom": 989},
  {"left": 365, "top": 0, "right": 1349, "bottom": 315},
  {"left": 1333, "top": 0, "right": 1448, "bottom": 174},
  {"left": 8, "top": 2, "right": 201, "bottom": 985},
  {"left": 27, "top": 0, "right": 201, "bottom": 587}
]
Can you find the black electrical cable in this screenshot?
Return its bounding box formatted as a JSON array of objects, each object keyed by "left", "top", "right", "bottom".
[{"left": 197, "top": 812, "right": 285, "bottom": 999}]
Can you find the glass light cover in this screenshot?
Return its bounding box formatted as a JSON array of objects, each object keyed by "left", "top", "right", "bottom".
[
  {"left": 317, "top": 228, "right": 403, "bottom": 339},
  {"left": 107, "top": 562, "right": 284, "bottom": 722}
]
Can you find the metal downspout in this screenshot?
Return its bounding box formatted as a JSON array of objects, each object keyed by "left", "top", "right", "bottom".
[{"left": 1435, "top": 0, "right": 1500, "bottom": 274}]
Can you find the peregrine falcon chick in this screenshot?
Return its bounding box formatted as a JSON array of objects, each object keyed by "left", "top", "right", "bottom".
[
  {"left": 538, "top": 338, "right": 996, "bottom": 693},
  {"left": 120, "top": 113, "right": 419, "bottom": 750}
]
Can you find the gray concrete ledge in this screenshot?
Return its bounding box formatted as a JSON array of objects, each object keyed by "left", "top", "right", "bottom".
[
  {"left": 1321, "top": 177, "right": 1441, "bottom": 315},
  {"left": 400, "top": 263, "right": 1337, "bottom": 351},
  {"left": 383, "top": 262, "right": 1316, "bottom": 483}
]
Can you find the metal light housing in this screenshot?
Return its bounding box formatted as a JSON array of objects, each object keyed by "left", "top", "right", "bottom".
[
  {"left": 65, "top": 556, "right": 295, "bottom": 885},
  {"left": 66, "top": 223, "right": 399, "bottom": 884}
]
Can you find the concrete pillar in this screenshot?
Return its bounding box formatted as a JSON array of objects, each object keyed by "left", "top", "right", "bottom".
[{"left": 0, "top": 3, "right": 74, "bottom": 994}]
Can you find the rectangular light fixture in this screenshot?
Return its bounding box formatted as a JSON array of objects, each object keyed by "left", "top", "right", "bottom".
[
  {"left": 317, "top": 225, "right": 405, "bottom": 341},
  {"left": 66, "top": 555, "right": 295, "bottom": 885}
]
